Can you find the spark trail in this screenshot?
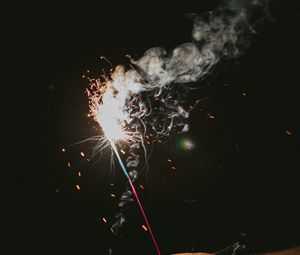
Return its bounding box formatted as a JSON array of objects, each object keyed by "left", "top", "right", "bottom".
[{"left": 111, "top": 142, "right": 161, "bottom": 255}]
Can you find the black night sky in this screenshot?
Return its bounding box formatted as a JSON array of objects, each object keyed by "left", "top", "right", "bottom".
[{"left": 2, "top": 1, "right": 299, "bottom": 255}]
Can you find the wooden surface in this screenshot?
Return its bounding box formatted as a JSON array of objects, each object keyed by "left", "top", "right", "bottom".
[{"left": 172, "top": 246, "right": 300, "bottom": 255}]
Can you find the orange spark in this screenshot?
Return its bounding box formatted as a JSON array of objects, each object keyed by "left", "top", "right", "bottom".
[
  {"left": 80, "top": 152, "right": 85, "bottom": 157},
  {"left": 120, "top": 149, "right": 126, "bottom": 155},
  {"left": 76, "top": 184, "right": 80, "bottom": 190},
  {"left": 286, "top": 130, "right": 293, "bottom": 136},
  {"left": 110, "top": 193, "right": 116, "bottom": 198},
  {"left": 142, "top": 224, "right": 148, "bottom": 232},
  {"left": 102, "top": 217, "right": 107, "bottom": 223},
  {"left": 167, "top": 159, "right": 172, "bottom": 163},
  {"left": 78, "top": 172, "right": 81, "bottom": 177}
]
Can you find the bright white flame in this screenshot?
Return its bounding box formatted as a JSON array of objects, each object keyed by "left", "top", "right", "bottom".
[{"left": 87, "top": 65, "right": 143, "bottom": 144}]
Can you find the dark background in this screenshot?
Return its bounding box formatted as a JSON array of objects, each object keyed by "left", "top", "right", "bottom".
[{"left": 2, "top": 1, "right": 299, "bottom": 254}]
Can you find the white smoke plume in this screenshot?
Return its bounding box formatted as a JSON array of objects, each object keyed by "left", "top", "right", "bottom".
[{"left": 87, "top": 0, "right": 273, "bottom": 234}]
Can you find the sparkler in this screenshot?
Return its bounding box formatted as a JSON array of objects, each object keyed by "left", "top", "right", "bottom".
[
  {"left": 85, "top": 1, "right": 271, "bottom": 253},
  {"left": 87, "top": 67, "right": 161, "bottom": 254}
]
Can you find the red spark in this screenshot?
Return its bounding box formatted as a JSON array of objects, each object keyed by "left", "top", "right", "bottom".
[
  {"left": 158, "top": 139, "right": 162, "bottom": 143},
  {"left": 208, "top": 114, "right": 215, "bottom": 119},
  {"left": 167, "top": 159, "right": 172, "bottom": 163},
  {"left": 120, "top": 149, "right": 126, "bottom": 155},
  {"left": 171, "top": 166, "right": 176, "bottom": 170},
  {"left": 286, "top": 130, "right": 294, "bottom": 136},
  {"left": 140, "top": 184, "right": 145, "bottom": 190},
  {"left": 80, "top": 152, "right": 85, "bottom": 157},
  {"left": 146, "top": 141, "right": 151, "bottom": 145},
  {"left": 142, "top": 225, "right": 148, "bottom": 232}
]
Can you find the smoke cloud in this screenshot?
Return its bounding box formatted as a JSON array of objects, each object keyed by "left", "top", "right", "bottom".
[
  {"left": 130, "top": 0, "right": 271, "bottom": 90},
  {"left": 88, "top": 0, "right": 273, "bottom": 234}
]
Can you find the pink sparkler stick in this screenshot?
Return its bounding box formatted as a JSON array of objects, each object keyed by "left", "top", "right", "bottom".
[{"left": 111, "top": 143, "right": 161, "bottom": 255}]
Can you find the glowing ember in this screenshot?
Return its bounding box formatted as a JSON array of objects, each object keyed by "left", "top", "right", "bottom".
[{"left": 142, "top": 224, "right": 148, "bottom": 232}]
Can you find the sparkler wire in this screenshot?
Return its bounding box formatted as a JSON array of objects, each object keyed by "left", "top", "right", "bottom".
[{"left": 111, "top": 143, "right": 161, "bottom": 255}]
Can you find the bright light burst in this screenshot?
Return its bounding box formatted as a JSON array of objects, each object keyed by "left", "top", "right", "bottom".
[{"left": 87, "top": 65, "right": 144, "bottom": 147}]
